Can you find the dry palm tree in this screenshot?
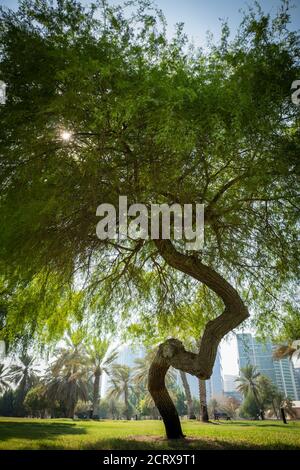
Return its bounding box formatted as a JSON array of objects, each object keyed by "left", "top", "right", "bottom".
[
  {"left": 107, "top": 364, "right": 133, "bottom": 420},
  {"left": 236, "top": 365, "right": 265, "bottom": 420},
  {"left": 273, "top": 340, "right": 300, "bottom": 360},
  {"left": 85, "top": 338, "right": 118, "bottom": 418},
  {"left": 272, "top": 391, "right": 297, "bottom": 423},
  {"left": 281, "top": 397, "right": 297, "bottom": 419}
]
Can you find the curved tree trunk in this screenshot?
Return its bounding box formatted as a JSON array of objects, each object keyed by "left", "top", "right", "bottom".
[
  {"left": 148, "top": 349, "right": 184, "bottom": 438},
  {"left": 179, "top": 370, "right": 196, "bottom": 419},
  {"left": 148, "top": 239, "right": 249, "bottom": 439},
  {"left": 199, "top": 379, "right": 209, "bottom": 422},
  {"left": 92, "top": 368, "right": 101, "bottom": 418}
]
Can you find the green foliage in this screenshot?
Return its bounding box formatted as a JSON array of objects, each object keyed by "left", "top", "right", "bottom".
[
  {"left": 239, "top": 393, "right": 260, "bottom": 419},
  {"left": 7, "top": 354, "right": 40, "bottom": 415},
  {"left": 0, "top": 390, "right": 15, "bottom": 416},
  {"left": 1, "top": 418, "right": 300, "bottom": 449},
  {"left": 43, "top": 333, "right": 90, "bottom": 418},
  {"left": 236, "top": 365, "right": 261, "bottom": 398},
  {"left": 174, "top": 389, "right": 187, "bottom": 416},
  {"left": 24, "top": 384, "right": 52, "bottom": 417},
  {"left": 218, "top": 397, "right": 240, "bottom": 419},
  {"left": 0, "top": 0, "right": 299, "bottom": 347}
]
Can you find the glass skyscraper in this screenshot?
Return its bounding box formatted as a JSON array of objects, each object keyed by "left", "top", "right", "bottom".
[
  {"left": 185, "top": 348, "right": 224, "bottom": 400},
  {"left": 236, "top": 333, "right": 300, "bottom": 400}
]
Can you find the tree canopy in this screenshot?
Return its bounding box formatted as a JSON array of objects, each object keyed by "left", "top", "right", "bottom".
[
  {"left": 0, "top": 0, "right": 299, "bottom": 346},
  {"left": 0, "top": 0, "right": 299, "bottom": 439}
]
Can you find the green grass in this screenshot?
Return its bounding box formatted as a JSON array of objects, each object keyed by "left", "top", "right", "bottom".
[{"left": 0, "top": 417, "right": 300, "bottom": 450}]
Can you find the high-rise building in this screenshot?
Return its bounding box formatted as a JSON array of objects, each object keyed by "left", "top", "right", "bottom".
[
  {"left": 206, "top": 349, "right": 224, "bottom": 400},
  {"left": 237, "top": 333, "right": 276, "bottom": 383},
  {"left": 294, "top": 367, "right": 300, "bottom": 391},
  {"left": 236, "top": 333, "right": 300, "bottom": 400},
  {"left": 224, "top": 374, "right": 238, "bottom": 392},
  {"left": 223, "top": 374, "right": 242, "bottom": 402},
  {"left": 102, "top": 344, "right": 145, "bottom": 395},
  {"left": 185, "top": 348, "right": 224, "bottom": 400},
  {"left": 118, "top": 344, "right": 145, "bottom": 367}
]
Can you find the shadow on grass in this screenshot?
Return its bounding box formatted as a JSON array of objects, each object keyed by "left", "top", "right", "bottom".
[
  {"left": 81, "top": 435, "right": 300, "bottom": 451},
  {"left": 215, "top": 421, "right": 297, "bottom": 430},
  {"left": 0, "top": 420, "right": 86, "bottom": 442}
]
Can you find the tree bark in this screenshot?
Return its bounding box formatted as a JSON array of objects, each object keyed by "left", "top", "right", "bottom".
[
  {"left": 92, "top": 368, "right": 101, "bottom": 418},
  {"left": 252, "top": 387, "right": 265, "bottom": 420},
  {"left": 199, "top": 379, "right": 209, "bottom": 422},
  {"left": 280, "top": 407, "right": 287, "bottom": 424},
  {"left": 272, "top": 400, "right": 279, "bottom": 419},
  {"left": 148, "top": 239, "right": 249, "bottom": 439},
  {"left": 124, "top": 385, "right": 130, "bottom": 420},
  {"left": 148, "top": 347, "right": 185, "bottom": 438},
  {"left": 179, "top": 370, "right": 196, "bottom": 419},
  {"left": 67, "top": 402, "right": 76, "bottom": 419}
]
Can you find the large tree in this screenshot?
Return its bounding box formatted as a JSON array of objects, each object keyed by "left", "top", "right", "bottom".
[{"left": 0, "top": 1, "right": 299, "bottom": 438}]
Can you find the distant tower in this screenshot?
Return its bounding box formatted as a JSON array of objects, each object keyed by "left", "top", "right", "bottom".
[
  {"left": 185, "top": 347, "right": 224, "bottom": 400},
  {"left": 206, "top": 348, "right": 224, "bottom": 400},
  {"left": 236, "top": 333, "right": 300, "bottom": 400},
  {"left": 223, "top": 374, "right": 242, "bottom": 402}
]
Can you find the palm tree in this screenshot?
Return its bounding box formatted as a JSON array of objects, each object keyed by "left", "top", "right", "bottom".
[
  {"left": 44, "top": 365, "right": 89, "bottom": 418},
  {"left": 107, "top": 364, "right": 132, "bottom": 420},
  {"left": 132, "top": 349, "right": 177, "bottom": 418},
  {"left": 86, "top": 338, "right": 118, "bottom": 418},
  {"left": 208, "top": 398, "right": 219, "bottom": 418},
  {"left": 44, "top": 332, "right": 89, "bottom": 418},
  {"left": 8, "top": 354, "right": 39, "bottom": 413},
  {"left": 0, "top": 364, "right": 10, "bottom": 394},
  {"left": 236, "top": 365, "right": 265, "bottom": 420}
]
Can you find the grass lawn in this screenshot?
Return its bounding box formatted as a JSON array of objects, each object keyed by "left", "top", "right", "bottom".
[{"left": 0, "top": 418, "right": 300, "bottom": 450}]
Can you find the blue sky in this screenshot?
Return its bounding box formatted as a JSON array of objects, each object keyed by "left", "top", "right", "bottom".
[{"left": 1, "top": 1, "right": 300, "bottom": 48}]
